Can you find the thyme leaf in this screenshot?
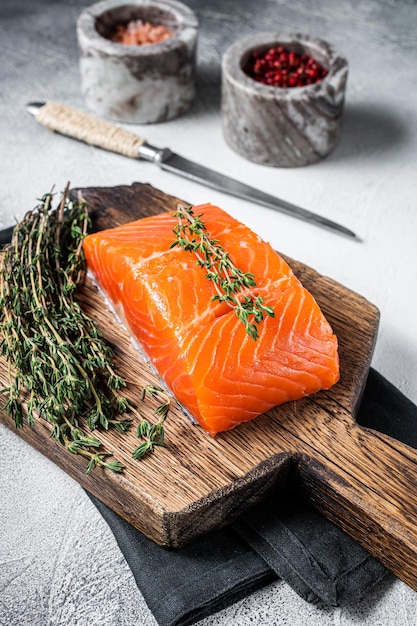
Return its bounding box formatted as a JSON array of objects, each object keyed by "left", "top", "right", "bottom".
[
  {"left": 132, "top": 385, "right": 169, "bottom": 459},
  {"left": 0, "top": 185, "right": 168, "bottom": 472},
  {"left": 171, "top": 205, "right": 275, "bottom": 340}
]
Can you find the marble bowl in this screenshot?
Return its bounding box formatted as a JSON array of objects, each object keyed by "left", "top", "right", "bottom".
[
  {"left": 221, "top": 33, "right": 349, "bottom": 167},
  {"left": 76, "top": 0, "right": 198, "bottom": 123}
]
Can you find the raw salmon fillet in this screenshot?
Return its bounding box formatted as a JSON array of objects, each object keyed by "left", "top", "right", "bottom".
[{"left": 83, "top": 204, "right": 339, "bottom": 435}]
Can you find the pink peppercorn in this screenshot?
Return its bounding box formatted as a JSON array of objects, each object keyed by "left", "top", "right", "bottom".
[{"left": 244, "top": 45, "right": 328, "bottom": 88}]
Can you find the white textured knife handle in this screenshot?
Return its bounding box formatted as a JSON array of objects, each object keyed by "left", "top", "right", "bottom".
[{"left": 35, "top": 102, "right": 146, "bottom": 158}]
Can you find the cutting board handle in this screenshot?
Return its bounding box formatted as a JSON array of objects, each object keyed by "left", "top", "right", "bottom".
[
  {"left": 29, "top": 101, "right": 146, "bottom": 158},
  {"left": 296, "top": 411, "right": 417, "bottom": 590}
]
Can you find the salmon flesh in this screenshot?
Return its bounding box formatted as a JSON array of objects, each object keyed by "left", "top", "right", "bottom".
[{"left": 82, "top": 204, "right": 339, "bottom": 435}]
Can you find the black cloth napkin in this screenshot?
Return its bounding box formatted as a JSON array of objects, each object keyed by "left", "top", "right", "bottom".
[{"left": 87, "top": 368, "right": 417, "bottom": 626}]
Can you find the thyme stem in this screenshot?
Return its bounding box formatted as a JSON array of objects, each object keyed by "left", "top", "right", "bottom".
[
  {"left": 0, "top": 186, "right": 168, "bottom": 472},
  {"left": 171, "top": 205, "right": 275, "bottom": 341},
  {"left": 132, "top": 385, "right": 170, "bottom": 459}
]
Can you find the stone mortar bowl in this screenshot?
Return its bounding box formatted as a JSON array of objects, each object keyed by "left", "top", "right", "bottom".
[
  {"left": 77, "top": 0, "right": 198, "bottom": 123},
  {"left": 221, "top": 32, "right": 349, "bottom": 167}
]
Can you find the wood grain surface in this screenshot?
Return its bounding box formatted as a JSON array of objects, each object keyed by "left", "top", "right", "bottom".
[{"left": 2, "top": 183, "right": 417, "bottom": 591}]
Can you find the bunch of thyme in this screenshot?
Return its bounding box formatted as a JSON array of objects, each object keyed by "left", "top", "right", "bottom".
[
  {"left": 0, "top": 186, "right": 168, "bottom": 472},
  {"left": 171, "top": 205, "right": 275, "bottom": 341}
]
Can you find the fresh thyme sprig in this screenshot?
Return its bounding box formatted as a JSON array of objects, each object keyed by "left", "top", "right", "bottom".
[
  {"left": 132, "top": 385, "right": 170, "bottom": 459},
  {"left": 0, "top": 186, "right": 168, "bottom": 472},
  {"left": 171, "top": 205, "right": 275, "bottom": 341}
]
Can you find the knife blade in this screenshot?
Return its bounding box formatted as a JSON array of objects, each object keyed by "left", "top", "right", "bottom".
[{"left": 26, "top": 101, "right": 358, "bottom": 239}]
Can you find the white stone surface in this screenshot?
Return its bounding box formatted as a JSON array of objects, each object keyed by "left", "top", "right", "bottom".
[{"left": 1, "top": 0, "right": 417, "bottom": 624}]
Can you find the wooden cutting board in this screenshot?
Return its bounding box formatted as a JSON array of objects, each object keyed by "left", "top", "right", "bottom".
[{"left": 2, "top": 183, "right": 417, "bottom": 591}]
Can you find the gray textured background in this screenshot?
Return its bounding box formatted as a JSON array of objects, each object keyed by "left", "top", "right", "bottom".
[{"left": 1, "top": 1, "right": 417, "bottom": 624}]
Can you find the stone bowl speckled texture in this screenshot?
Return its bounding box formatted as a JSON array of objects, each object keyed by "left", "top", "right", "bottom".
[
  {"left": 77, "top": 0, "right": 198, "bottom": 123},
  {"left": 221, "top": 32, "right": 349, "bottom": 167}
]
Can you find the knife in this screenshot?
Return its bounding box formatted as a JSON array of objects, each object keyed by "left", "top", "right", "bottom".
[{"left": 25, "top": 101, "right": 358, "bottom": 240}]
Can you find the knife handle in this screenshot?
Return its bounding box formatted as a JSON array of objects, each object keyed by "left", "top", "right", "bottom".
[{"left": 33, "top": 102, "right": 146, "bottom": 159}]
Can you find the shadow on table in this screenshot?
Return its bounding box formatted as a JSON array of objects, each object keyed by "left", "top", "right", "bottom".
[
  {"left": 193, "top": 65, "right": 222, "bottom": 115},
  {"left": 338, "top": 573, "right": 396, "bottom": 622},
  {"left": 333, "top": 103, "right": 409, "bottom": 162}
]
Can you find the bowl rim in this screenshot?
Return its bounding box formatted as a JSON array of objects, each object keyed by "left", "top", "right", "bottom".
[
  {"left": 222, "top": 32, "right": 348, "bottom": 96},
  {"left": 77, "top": 0, "right": 198, "bottom": 56}
]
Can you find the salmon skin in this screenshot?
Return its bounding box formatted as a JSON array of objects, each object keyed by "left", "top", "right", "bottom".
[{"left": 82, "top": 204, "right": 339, "bottom": 435}]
